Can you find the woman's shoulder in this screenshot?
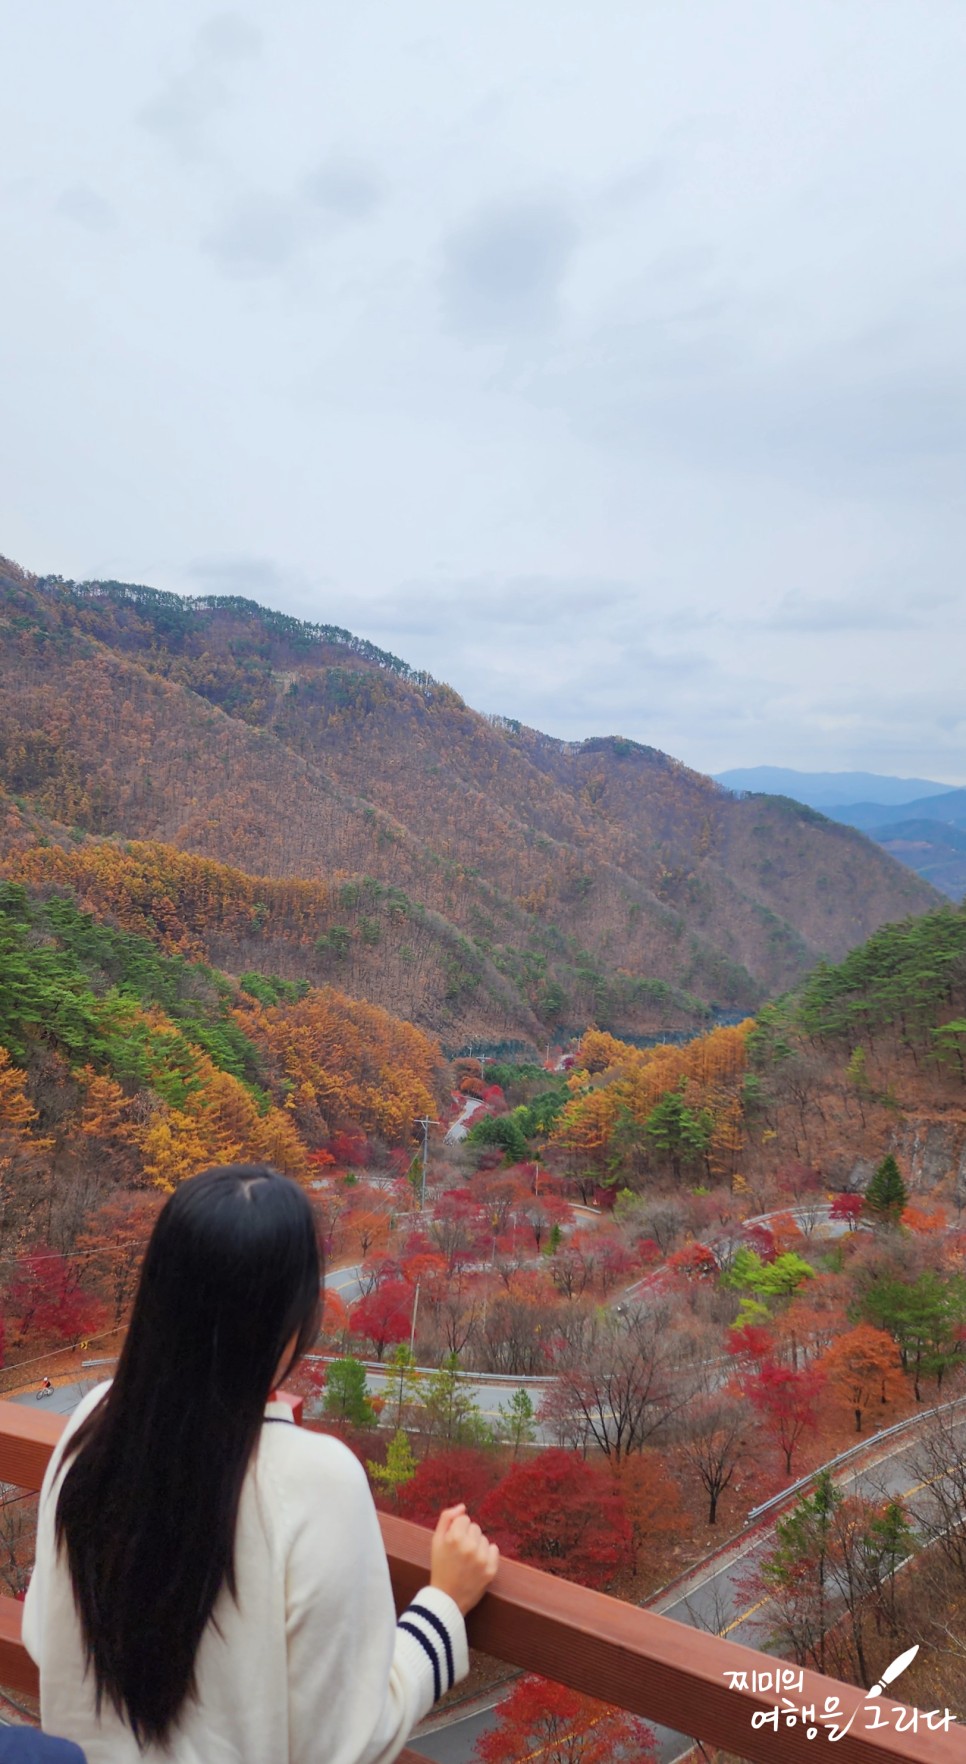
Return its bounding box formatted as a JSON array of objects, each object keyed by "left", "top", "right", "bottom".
[
  {"left": 70, "top": 1379, "right": 112, "bottom": 1423},
  {"left": 254, "top": 1420, "right": 380, "bottom": 1552},
  {"left": 44, "top": 1381, "right": 111, "bottom": 1478},
  {"left": 258, "top": 1416, "right": 370, "bottom": 1504}
]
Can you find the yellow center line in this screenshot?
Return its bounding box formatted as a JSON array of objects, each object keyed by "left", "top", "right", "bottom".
[{"left": 720, "top": 1595, "right": 770, "bottom": 1636}]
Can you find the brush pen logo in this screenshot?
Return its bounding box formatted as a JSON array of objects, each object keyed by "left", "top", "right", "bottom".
[{"left": 866, "top": 1644, "right": 919, "bottom": 1698}]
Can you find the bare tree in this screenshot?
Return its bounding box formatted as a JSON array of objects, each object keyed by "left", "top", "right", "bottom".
[
  {"left": 908, "top": 1407, "right": 966, "bottom": 1579},
  {"left": 548, "top": 1301, "right": 696, "bottom": 1463},
  {"left": 680, "top": 1394, "right": 749, "bottom": 1525},
  {"left": 0, "top": 1491, "right": 37, "bottom": 1597},
  {"left": 613, "top": 1195, "right": 691, "bottom": 1258}
]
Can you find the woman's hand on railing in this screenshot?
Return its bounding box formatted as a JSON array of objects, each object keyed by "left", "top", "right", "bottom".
[{"left": 429, "top": 1503, "right": 499, "bottom": 1615}]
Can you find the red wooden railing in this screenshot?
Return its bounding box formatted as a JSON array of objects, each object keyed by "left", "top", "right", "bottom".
[{"left": 0, "top": 1401, "right": 956, "bottom": 1764}]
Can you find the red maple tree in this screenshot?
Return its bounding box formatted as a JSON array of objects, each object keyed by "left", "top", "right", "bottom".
[
  {"left": 349, "top": 1280, "right": 412, "bottom": 1361},
  {"left": 5, "top": 1251, "right": 105, "bottom": 1350},
  {"left": 479, "top": 1450, "right": 630, "bottom": 1589},
  {"left": 474, "top": 1675, "right": 655, "bottom": 1764},
  {"left": 744, "top": 1361, "right": 825, "bottom": 1474},
  {"left": 396, "top": 1449, "right": 500, "bottom": 1524},
  {"left": 829, "top": 1193, "right": 863, "bottom": 1231}
]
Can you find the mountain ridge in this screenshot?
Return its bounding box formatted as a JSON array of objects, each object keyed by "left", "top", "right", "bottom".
[
  {"left": 715, "top": 765, "right": 958, "bottom": 808},
  {"left": 0, "top": 558, "right": 940, "bottom": 1039},
  {"left": 829, "top": 788, "right": 966, "bottom": 834}
]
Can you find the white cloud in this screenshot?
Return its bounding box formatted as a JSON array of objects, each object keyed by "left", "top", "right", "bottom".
[{"left": 2, "top": 0, "right": 965, "bottom": 784}]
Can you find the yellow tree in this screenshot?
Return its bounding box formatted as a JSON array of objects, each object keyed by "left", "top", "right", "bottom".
[
  {"left": 248, "top": 1108, "right": 308, "bottom": 1181},
  {"left": 196, "top": 1070, "right": 260, "bottom": 1167},
  {"left": 139, "top": 1108, "right": 215, "bottom": 1191},
  {"left": 77, "top": 1067, "right": 141, "bottom": 1179},
  {"left": 0, "top": 1048, "right": 38, "bottom": 1131}
]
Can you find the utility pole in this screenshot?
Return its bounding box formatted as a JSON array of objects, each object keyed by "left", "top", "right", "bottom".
[
  {"left": 414, "top": 1116, "right": 439, "bottom": 1210},
  {"left": 409, "top": 1281, "right": 421, "bottom": 1355},
  {"left": 478, "top": 1053, "right": 488, "bottom": 1083}
]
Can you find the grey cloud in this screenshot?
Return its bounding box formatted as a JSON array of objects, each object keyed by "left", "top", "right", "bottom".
[
  {"left": 450, "top": 645, "right": 724, "bottom": 741},
  {"left": 376, "top": 574, "right": 637, "bottom": 635},
  {"left": 201, "top": 193, "right": 301, "bottom": 276},
  {"left": 188, "top": 556, "right": 334, "bottom": 595},
  {"left": 358, "top": 566, "right": 962, "bottom": 776},
  {"left": 196, "top": 12, "right": 261, "bottom": 63},
  {"left": 139, "top": 12, "right": 260, "bottom": 155},
  {"left": 764, "top": 591, "right": 954, "bottom": 634},
  {"left": 526, "top": 308, "right": 966, "bottom": 493},
  {"left": 139, "top": 81, "right": 210, "bottom": 154},
  {"left": 357, "top": 576, "right": 713, "bottom": 746},
  {"left": 597, "top": 161, "right": 668, "bottom": 212},
  {"left": 440, "top": 197, "right": 579, "bottom": 339},
  {"left": 304, "top": 158, "right": 384, "bottom": 221},
  {"left": 204, "top": 156, "right": 386, "bottom": 280},
  {"left": 54, "top": 184, "right": 117, "bottom": 233}
]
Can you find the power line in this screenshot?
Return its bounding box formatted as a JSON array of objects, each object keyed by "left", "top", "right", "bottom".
[
  {"left": 0, "top": 1323, "right": 122, "bottom": 1383},
  {"left": 0, "top": 1242, "right": 143, "bottom": 1270}
]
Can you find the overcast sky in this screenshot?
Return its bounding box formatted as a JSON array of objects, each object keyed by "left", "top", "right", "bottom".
[{"left": 3, "top": 2, "right": 965, "bottom": 782}]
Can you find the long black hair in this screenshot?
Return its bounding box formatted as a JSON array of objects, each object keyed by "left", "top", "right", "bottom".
[{"left": 56, "top": 1164, "right": 321, "bottom": 1747}]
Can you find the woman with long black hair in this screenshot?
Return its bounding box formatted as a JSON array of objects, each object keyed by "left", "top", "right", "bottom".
[{"left": 23, "top": 1165, "right": 497, "bottom": 1763}]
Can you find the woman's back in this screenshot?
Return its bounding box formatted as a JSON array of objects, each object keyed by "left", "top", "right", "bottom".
[
  {"left": 26, "top": 1383, "right": 453, "bottom": 1764},
  {"left": 23, "top": 1167, "right": 496, "bottom": 1762}
]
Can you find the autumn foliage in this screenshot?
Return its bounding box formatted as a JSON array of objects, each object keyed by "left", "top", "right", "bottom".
[
  {"left": 818, "top": 1326, "right": 905, "bottom": 1433},
  {"left": 479, "top": 1451, "right": 630, "bottom": 1589},
  {"left": 397, "top": 1450, "right": 501, "bottom": 1525},
  {"left": 475, "top": 1675, "right": 655, "bottom": 1764}
]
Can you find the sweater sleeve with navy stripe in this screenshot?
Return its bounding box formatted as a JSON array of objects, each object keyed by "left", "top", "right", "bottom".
[{"left": 261, "top": 1413, "right": 469, "bottom": 1764}]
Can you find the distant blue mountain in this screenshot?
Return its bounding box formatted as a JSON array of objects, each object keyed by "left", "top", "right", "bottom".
[
  {"left": 715, "top": 768, "right": 966, "bottom": 901},
  {"left": 715, "top": 767, "right": 955, "bottom": 809},
  {"left": 830, "top": 789, "right": 966, "bottom": 833},
  {"left": 869, "top": 818, "right": 966, "bottom": 901}
]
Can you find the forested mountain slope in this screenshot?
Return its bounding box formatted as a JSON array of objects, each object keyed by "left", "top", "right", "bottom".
[
  {"left": 0, "top": 873, "right": 444, "bottom": 1255},
  {"left": 0, "top": 560, "right": 938, "bottom": 1040},
  {"left": 0, "top": 829, "right": 552, "bottom": 1044},
  {"left": 554, "top": 900, "right": 966, "bottom": 1203}
]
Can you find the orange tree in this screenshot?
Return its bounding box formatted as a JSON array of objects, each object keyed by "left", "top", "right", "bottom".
[{"left": 818, "top": 1324, "right": 905, "bottom": 1432}]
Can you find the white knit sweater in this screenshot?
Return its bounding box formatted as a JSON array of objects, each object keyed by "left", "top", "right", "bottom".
[{"left": 22, "top": 1384, "right": 468, "bottom": 1764}]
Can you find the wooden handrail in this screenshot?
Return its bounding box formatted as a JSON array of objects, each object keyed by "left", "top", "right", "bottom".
[{"left": 0, "top": 1401, "right": 957, "bottom": 1764}]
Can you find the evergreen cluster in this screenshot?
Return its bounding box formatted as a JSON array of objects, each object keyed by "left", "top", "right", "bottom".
[
  {"left": 796, "top": 904, "right": 966, "bottom": 1046},
  {"left": 39, "top": 576, "right": 433, "bottom": 684},
  {"left": 0, "top": 882, "right": 265, "bottom": 1098}
]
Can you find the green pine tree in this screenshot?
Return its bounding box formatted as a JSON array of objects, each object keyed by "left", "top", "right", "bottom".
[
  {"left": 384, "top": 1343, "right": 424, "bottom": 1429},
  {"left": 761, "top": 1469, "right": 842, "bottom": 1672},
  {"left": 323, "top": 1356, "right": 376, "bottom": 1427},
  {"left": 367, "top": 1430, "right": 417, "bottom": 1500},
  {"left": 862, "top": 1154, "right": 907, "bottom": 1226},
  {"left": 644, "top": 1087, "right": 712, "bottom": 1182},
  {"left": 498, "top": 1387, "right": 536, "bottom": 1457},
  {"left": 419, "top": 1356, "right": 492, "bottom": 1449}
]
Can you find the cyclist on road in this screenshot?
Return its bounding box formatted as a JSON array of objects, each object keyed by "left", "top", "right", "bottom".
[{"left": 37, "top": 1376, "right": 53, "bottom": 1400}]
